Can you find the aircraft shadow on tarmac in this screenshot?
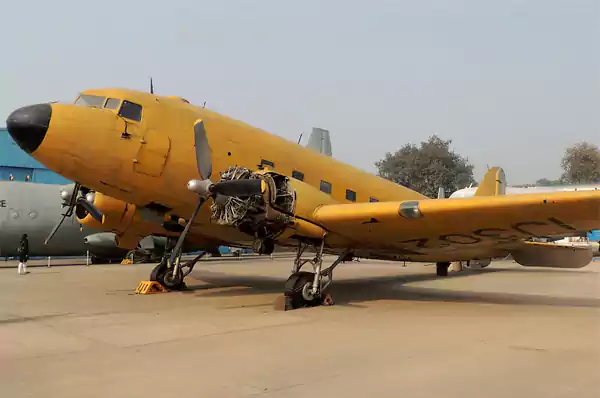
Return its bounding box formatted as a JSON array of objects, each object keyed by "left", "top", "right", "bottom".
[{"left": 184, "top": 267, "right": 600, "bottom": 309}]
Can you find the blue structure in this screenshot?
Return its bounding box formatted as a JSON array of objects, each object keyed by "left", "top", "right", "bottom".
[
  {"left": 587, "top": 230, "right": 600, "bottom": 242},
  {"left": 0, "top": 128, "right": 70, "bottom": 184}
]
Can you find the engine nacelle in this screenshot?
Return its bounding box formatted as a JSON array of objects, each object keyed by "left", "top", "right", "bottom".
[
  {"left": 512, "top": 241, "right": 592, "bottom": 269},
  {"left": 208, "top": 167, "right": 337, "bottom": 253},
  {"left": 83, "top": 232, "right": 118, "bottom": 248},
  {"left": 77, "top": 192, "right": 175, "bottom": 249}
]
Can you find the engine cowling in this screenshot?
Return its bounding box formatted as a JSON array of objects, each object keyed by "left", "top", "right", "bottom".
[
  {"left": 83, "top": 232, "right": 118, "bottom": 248},
  {"left": 77, "top": 192, "right": 176, "bottom": 249}
]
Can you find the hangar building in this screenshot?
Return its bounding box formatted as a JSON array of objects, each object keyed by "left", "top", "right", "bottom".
[{"left": 0, "top": 127, "right": 70, "bottom": 184}]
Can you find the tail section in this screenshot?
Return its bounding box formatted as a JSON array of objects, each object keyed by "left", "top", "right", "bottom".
[
  {"left": 306, "top": 127, "right": 332, "bottom": 157},
  {"left": 474, "top": 167, "right": 506, "bottom": 197}
]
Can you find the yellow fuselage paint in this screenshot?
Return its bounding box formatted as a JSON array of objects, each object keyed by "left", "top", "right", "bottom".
[{"left": 32, "top": 88, "right": 426, "bottom": 248}]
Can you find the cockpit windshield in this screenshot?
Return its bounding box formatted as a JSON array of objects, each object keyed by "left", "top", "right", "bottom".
[
  {"left": 73, "top": 94, "right": 143, "bottom": 122},
  {"left": 74, "top": 94, "right": 106, "bottom": 108},
  {"left": 118, "top": 100, "right": 143, "bottom": 122}
]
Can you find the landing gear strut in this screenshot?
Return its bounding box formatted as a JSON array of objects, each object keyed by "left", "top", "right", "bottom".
[
  {"left": 283, "top": 241, "right": 348, "bottom": 310},
  {"left": 436, "top": 261, "right": 450, "bottom": 277}
]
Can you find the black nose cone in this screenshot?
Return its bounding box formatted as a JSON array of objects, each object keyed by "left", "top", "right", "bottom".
[{"left": 6, "top": 103, "right": 51, "bottom": 154}]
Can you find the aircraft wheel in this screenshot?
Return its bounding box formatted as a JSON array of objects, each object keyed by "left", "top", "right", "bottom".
[
  {"left": 436, "top": 262, "right": 450, "bottom": 276},
  {"left": 150, "top": 259, "right": 186, "bottom": 291},
  {"left": 284, "top": 271, "right": 322, "bottom": 310},
  {"left": 465, "top": 259, "right": 491, "bottom": 269}
]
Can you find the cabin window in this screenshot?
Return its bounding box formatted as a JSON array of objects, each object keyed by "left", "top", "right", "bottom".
[
  {"left": 74, "top": 94, "right": 106, "bottom": 108},
  {"left": 292, "top": 170, "right": 304, "bottom": 181},
  {"left": 320, "top": 180, "right": 332, "bottom": 194},
  {"left": 104, "top": 98, "right": 121, "bottom": 110},
  {"left": 119, "top": 100, "right": 143, "bottom": 122},
  {"left": 369, "top": 196, "right": 379, "bottom": 202},
  {"left": 346, "top": 189, "right": 357, "bottom": 202},
  {"left": 260, "top": 159, "right": 275, "bottom": 168}
]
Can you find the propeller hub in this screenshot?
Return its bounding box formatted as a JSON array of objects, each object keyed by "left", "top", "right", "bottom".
[
  {"left": 85, "top": 192, "right": 96, "bottom": 204},
  {"left": 60, "top": 188, "right": 73, "bottom": 202},
  {"left": 187, "top": 179, "right": 212, "bottom": 196}
]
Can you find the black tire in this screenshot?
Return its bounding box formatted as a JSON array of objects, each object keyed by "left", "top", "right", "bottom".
[
  {"left": 284, "top": 271, "right": 321, "bottom": 309},
  {"left": 436, "top": 262, "right": 450, "bottom": 277},
  {"left": 150, "top": 259, "right": 185, "bottom": 291}
]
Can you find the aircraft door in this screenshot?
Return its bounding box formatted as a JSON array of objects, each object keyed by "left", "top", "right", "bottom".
[{"left": 133, "top": 129, "right": 171, "bottom": 177}]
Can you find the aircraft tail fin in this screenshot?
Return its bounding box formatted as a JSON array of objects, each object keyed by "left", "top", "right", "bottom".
[
  {"left": 306, "top": 127, "right": 332, "bottom": 157},
  {"left": 474, "top": 167, "right": 506, "bottom": 197}
]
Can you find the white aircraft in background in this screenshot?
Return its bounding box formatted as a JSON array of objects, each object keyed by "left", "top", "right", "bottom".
[{"left": 450, "top": 184, "right": 600, "bottom": 198}]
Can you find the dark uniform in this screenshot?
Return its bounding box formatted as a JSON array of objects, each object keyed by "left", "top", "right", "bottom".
[{"left": 17, "top": 234, "right": 29, "bottom": 275}]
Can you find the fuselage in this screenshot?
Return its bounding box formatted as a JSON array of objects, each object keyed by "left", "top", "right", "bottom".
[{"left": 6, "top": 89, "right": 428, "bottom": 249}]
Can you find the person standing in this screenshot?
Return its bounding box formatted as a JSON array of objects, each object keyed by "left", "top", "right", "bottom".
[{"left": 17, "top": 234, "right": 29, "bottom": 275}]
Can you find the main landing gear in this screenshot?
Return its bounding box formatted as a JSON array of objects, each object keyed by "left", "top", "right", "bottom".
[
  {"left": 149, "top": 237, "right": 207, "bottom": 290},
  {"left": 436, "top": 261, "right": 451, "bottom": 276},
  {"left": 284, "top": 241, "right": 349, "bottom": 311}
]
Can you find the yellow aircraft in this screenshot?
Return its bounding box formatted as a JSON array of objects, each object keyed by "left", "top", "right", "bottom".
[{"left": 6, "top": 88, "right": 600, "bottom": 310}]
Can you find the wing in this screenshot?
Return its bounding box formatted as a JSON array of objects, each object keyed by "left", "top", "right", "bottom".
[{"left": 312, "top": 190, "right": 600, "bottom": 262}]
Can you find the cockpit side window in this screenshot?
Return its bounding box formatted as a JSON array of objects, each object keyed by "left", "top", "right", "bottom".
[
  {"left": 118, "top": 100, "right": 143, "bottom": 122},
  {"left": 104, "top": 98, "right": 121, "bottom": 110},
  {"left": 74, "top": 94, "right": 106, "bottom": 108}
]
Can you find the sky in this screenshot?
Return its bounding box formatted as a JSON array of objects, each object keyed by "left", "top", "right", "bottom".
[{"left": 1, "top": 0, "right": 598, "bottom": 184}]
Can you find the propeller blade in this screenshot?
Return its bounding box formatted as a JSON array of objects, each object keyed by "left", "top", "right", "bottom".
[
  {"left": 68, "top": 182, "right": 81, "bottom": 207},
  {"left": 45, "top": 215, "right": 67, "bottom": 245},
  {"left": 194, "top": 120, "right": 212, "bottom": 180},
  {"left": 150, "top": 77, "right": 154, "bottom": 94},
  {"left": 76, "top": 197, "right": 103, "bottom": 222},
  {"left": 211, "top": 179, "right": 263, "bottom": 197},
  {"left": 46, "top": 182, "right": 82, "bottom": 245},
  {"left": 169, "top": 196, "right": 206, "bottom": 266}
]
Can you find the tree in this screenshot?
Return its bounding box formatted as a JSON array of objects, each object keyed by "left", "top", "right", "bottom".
[
  {"left": 375, "top": 135, "right": 476, "bottom": 198},
  {"left": 560, "top": 142, "right": 600, "bottom": 184}
]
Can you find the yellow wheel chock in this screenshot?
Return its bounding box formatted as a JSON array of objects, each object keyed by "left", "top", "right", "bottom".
[{"left": 135, "top": 281, "right": 168, "bottom": 294}]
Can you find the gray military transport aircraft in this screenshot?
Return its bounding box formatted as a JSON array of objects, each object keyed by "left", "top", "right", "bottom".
[{"left": 0, "top": 180, "right": 149, "bottom": 263}]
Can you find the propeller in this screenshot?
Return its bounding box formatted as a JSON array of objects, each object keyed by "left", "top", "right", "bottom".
[
  {"left": 150, "top": 77, "right": 154, "bottom": 94},
  {"left": 189, "top": 120, "right": 262, "bottom": 196},
  {"left": 167, "top": 119, "right": 265, "bottom": 275},
  {"left": 167, "top": 120, "right": 213, "bottom": 268},
  {"left": 187, "top": 178, "right": 263, "bottom": 202},
  {"left": 45, "top": 183, "right": 104, "bottom": 245},
  {"left": 194, "top": 120, "right": 212, "bottom": 180}
]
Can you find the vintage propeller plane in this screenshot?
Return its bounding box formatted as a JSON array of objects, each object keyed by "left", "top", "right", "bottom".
[{"left": 6, "top": 88, "right": 600, "bottom": 310}]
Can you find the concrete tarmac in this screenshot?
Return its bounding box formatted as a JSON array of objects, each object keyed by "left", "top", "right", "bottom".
[{"left": 1, "top": 256, "right": 599, "bottom": 398}]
